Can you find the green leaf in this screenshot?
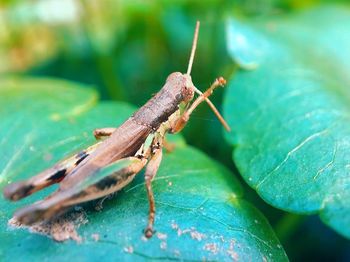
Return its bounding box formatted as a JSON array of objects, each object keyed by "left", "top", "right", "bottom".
[
  {"left": 224, "top": 5, "right": 350, "bottom": 239},
  {"left": 0, "top": 77, "right": 287, "bottom": 260}
]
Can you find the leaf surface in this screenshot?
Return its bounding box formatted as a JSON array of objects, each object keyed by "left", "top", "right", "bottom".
[{"left": 224, "top": 5, "right": 350, "bottom": 238}]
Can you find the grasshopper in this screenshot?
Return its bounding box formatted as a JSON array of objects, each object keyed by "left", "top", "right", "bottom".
[{"left": 3, "top": 21, "right": 230, "bottom": 238}]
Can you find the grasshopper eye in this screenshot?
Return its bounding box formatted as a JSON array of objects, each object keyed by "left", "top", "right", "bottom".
[{"left": 182, "top": 84, "right": 194, "bottom": 102}]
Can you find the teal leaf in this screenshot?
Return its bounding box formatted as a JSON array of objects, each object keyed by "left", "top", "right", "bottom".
[
  {"left": 0, "top": 77, "right": 287, "bottom": 261},
  {"left": 224, "top": 5, "right": 350, "bottom": 239},
  {"left": 226, "top": 19, "right": 268, "bottom": 69}
]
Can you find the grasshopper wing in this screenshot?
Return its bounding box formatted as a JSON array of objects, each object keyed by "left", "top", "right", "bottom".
[{"left": 12, "top": 157, "right": 147, "bottom": 225}]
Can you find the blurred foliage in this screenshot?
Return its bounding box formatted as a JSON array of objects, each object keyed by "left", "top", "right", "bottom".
[{"left": 0, "top": 0, "right": 349, "bottom": 261}]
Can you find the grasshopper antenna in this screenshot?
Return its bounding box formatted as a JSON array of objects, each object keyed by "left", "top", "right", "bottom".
[
  {"left": 187, "top": 21, "right": 200, "bottom": 75},
  {"left": 186, "top": 21, "right": 231, "bottom": 132},
  {"left": 194, "top": 83, "right": 231, "bottom": 132}
]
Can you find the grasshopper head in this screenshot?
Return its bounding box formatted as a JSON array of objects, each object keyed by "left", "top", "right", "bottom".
[
  {"left": 164, "top": 22, "right": 199, "bottom": 105},
  {"left": 166, "top": 72, "right": 195, "bottom": 103}
]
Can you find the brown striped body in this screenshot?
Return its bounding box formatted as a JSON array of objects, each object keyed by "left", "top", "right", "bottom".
[{"left": 59, "top": 72, "right": 194, "bottom": 190}]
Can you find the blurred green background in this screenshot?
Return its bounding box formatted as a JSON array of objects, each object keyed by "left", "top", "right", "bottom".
[{"left": 0, "top": 0, "right": 349, "bottom": 261}]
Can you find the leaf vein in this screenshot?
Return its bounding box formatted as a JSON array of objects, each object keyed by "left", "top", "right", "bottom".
[{"left": 256, "top": 129, "right": 329, "bottom": 189}]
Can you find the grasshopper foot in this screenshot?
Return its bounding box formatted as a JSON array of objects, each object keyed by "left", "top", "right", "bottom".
[{"left": 144, "top": 227, "right": 154, "bottom": 238}]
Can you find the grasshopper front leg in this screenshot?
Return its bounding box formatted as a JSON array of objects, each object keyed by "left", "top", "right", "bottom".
[{"left": 170, "top": 77, "right": 227, "bottom": 133}]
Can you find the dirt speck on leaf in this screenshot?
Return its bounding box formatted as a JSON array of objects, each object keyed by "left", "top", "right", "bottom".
[
  {"left": 170, "top": 221, "right": 206, "bottom": 241},
  {"left": 8, "top": 210, "right": 88, "bottom": 243},
  {"left": 156, "top": 232, "right": 167, "bottom": 240},
  {"left": 170, "top": 220, "right": 178, "bottom": 230},
  {"left": 203, "top": 243, "right": 219, "bottom": 255},
  {"left": 174, "top": 249, "right": 181, "bottom": 257},
  {"left": 141, "top": 235, "right": 148, "bottom": 242},
  {"left": 91, "top": 233, "right": 100, "bottom": 242},
  {"left": 227, "top": 239, "right": 239, "bottom": 261},
  {"left": 160, "top": 241, "right": 167, "bottom": 250},
  {"left": 123, "top": 245, "right": 134, "bottom": 254},
  {"left": 189, "top": 228, "right": 206, "bottom": 241}
]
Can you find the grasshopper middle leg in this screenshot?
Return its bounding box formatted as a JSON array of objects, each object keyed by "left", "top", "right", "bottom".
[
  {"left": 93, "top": 127, "right": 116, "bottom": 139},
  {"left": 144, "top": 137, "right": 163, "bottom": 238}
]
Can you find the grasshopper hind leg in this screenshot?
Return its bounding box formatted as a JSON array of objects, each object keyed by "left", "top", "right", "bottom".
[
  {"left": 12, "top": 156, "right": 147, "bottom": 226},
  {"left": 3, "top": 143, "right": 101, "bottom": 201}
]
